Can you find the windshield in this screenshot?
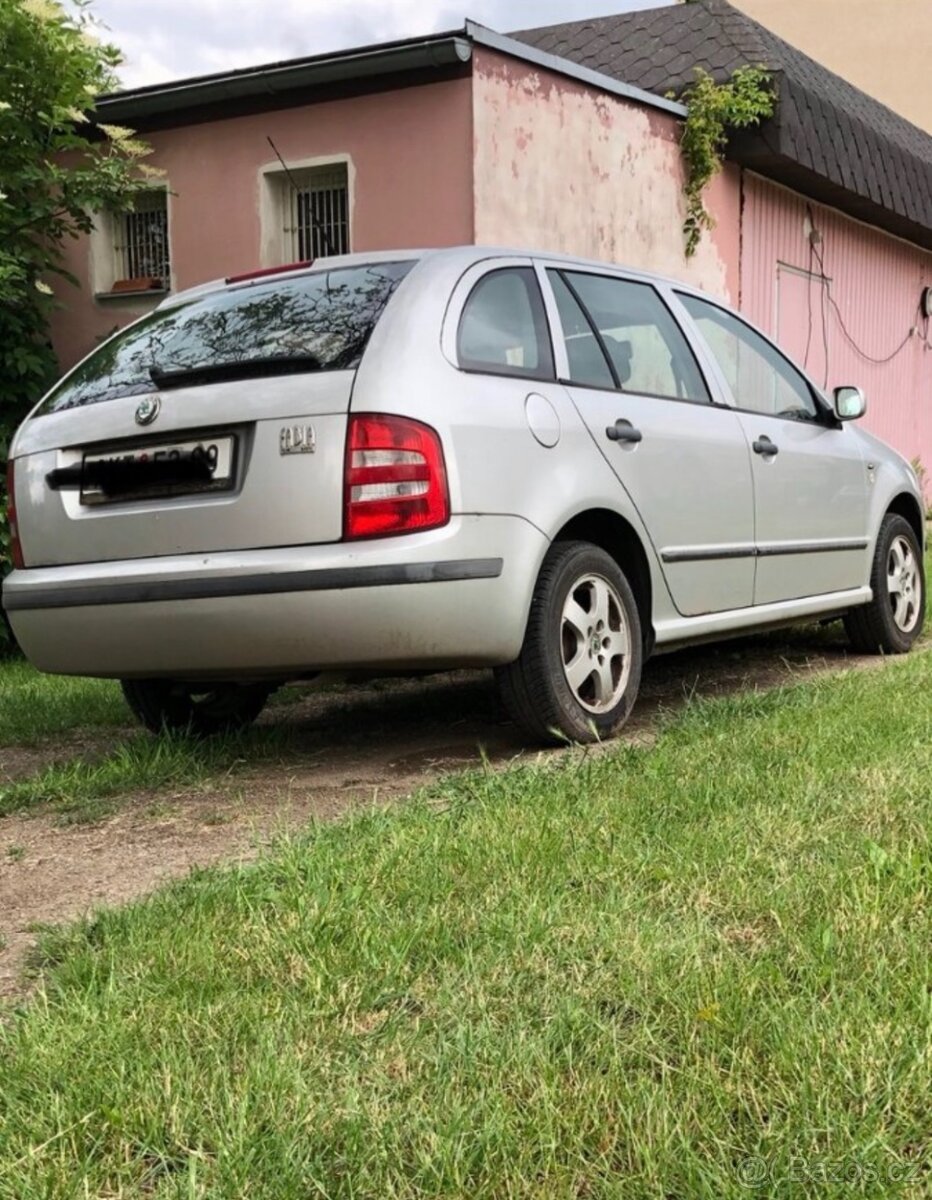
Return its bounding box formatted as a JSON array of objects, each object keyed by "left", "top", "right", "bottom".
[{"left": 38, "top": 260, "right": 415, "bottom": 415}]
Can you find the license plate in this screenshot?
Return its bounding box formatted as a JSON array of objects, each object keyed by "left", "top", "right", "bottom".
[{"left": 81, "top": 435, "right": 236, "bottom": 504}]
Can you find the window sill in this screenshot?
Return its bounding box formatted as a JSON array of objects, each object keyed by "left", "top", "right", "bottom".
[{"left": 95, "top": 288, "right": 170, "bottom": 303}]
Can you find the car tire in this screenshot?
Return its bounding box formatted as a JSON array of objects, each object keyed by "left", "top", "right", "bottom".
[
  {"left": 121, "top": 679, "right": 273, "bottom": 736},
  {"left": 844, "top": 514, "right": 926, "bottom": 654},
  {"left": 496, "top": 540, "right": 643, "bottom": 745}
]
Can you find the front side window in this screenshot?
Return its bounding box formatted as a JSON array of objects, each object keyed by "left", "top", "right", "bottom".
[
  {"left": 38, "top": 261, "right": 413, "bottom": 415},
  {"left": 559, "top": 272, "right": 711, "bottom": 403},
  {"left": 457, "top": 268, "right": 554, "bottom": 380},
  {"left": 679, "top": 294, "right": 820, "bottom": 420}
]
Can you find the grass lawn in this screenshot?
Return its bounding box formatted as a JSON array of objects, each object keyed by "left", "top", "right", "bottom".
[
  {"left": 0, "top": 659, "right": 127, "bottom": 745},
  {"left": 0, "top": 665, "right": 308, "bottom": 819},
  {"left": 0, "top": 725, "right": 297, "bottom": 821},
  {"left": 1, "top": 651, "right": 930, "bottom": 1197}
]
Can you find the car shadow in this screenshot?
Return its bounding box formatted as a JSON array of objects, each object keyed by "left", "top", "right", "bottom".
[{"left": 257, "top": 619, "right": 864, "bottom": 779}]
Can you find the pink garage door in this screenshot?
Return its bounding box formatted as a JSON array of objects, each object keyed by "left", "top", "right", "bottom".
[
  {"left": 776, "top": 264, "right": 829, "bottom": 388},
  {"left": 741, "top": 173, "right": 932, "bottom": 494}
]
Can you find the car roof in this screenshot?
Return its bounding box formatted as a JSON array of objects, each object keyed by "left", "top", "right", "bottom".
[{"left": 159, "top": 246, "right": 711, "bottom": 311}]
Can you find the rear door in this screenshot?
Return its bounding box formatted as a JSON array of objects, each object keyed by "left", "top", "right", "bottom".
[
  {"left": 677, "top": 293, "right": 869, "bottom": 606},
  {"left": 542, "top": 265, "right": 756, "bottom": 617},
  {"left": 14, "top": 261, "right": 413, "bottom": 568}
]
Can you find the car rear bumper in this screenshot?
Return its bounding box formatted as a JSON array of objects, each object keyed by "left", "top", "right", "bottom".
[{"left": 3, "top": 515, "right": 546, "bottom": 680}]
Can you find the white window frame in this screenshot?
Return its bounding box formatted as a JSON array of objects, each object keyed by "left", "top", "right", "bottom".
[
  {"left": 259, "top": 154, "right": 354, "bottom": 268},
  {"left": 90, "top": 185, "right": 172, "bottom": 299}
]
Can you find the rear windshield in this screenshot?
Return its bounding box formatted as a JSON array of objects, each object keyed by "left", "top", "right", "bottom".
[{"left": 37, "top": 260, "right": 414, "bottom": 415}]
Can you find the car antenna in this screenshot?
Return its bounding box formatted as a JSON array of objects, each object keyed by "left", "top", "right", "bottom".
[{"left": 266, "top": 135, "right": 336, "bottom": 258}]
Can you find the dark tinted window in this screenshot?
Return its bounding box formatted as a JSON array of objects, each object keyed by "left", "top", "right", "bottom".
[
  {"left": 457, "top": 268, "right": 554, "bottom": 380},
  {"left": 562, "top": 272, "right": 711, "bottom": 403},
  {"left": 678, "top": 293, "right": 819, "bottom": 420},
  {"left": 548, "top": 271, "right": 614, "bottom": 388},
  {"left": 38, "top": 261, "right": 414, "bottom": 415}
]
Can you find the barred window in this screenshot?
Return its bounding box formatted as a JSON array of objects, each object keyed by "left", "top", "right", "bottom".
[
  {"left": 115, "top": 190, "right": 170, "bottom": 286},
  {"left": 285, "top": 165, "right": 350, "bottom": 260}
]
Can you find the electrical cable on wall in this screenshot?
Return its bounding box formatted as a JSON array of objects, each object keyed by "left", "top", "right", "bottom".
[
  {"left": 813, "top": 238, "right": 916, "bottom": 365},
  {"left": 802, "top": 234, "right": 830, "bottom": 388},
  {"left": 804, "top": 205, "right": 920, "bottom": 371}
]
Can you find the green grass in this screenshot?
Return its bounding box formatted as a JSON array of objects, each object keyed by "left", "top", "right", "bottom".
[
  {"left": 0, "top": 726, "right": 295, "bottom": 822},
  {"left": 0, "top": 657, "right": 303, "bottom": 820},
  {"left": 0, "top": 659, "right": 126, "bottom": 744},
  {"left": 0, "top": 658, "right": 326, "bottom": 749},
  {"left": 1, "top": 654, "right": 930, "bottom": 1197}
]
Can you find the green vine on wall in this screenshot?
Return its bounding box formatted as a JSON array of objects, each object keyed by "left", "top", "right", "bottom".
[{"left": 678, "top": 66, "right": 776, "bottom": 257}]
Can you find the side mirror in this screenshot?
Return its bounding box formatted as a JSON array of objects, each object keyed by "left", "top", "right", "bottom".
[{"left": 833, "top": 386, "right": 867, "bottom": 422}]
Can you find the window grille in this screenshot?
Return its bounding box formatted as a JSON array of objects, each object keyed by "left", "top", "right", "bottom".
[
  {"left": 285, "top": 165, "right": 350, "bottom": 260},
  {"left": 116, "top": 191, "right": 170, "bottom": 285}
]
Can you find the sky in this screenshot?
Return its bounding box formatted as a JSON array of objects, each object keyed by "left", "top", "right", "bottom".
[{"left": 90, "top": 0, "right": 672, "bottom": 90}]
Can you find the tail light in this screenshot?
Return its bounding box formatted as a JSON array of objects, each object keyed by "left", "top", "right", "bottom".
[
  {"left": 344, "top": 414, "right": 449, "bottom": 540},
  {"left": 6, "top": 460, "right": 24, "bottom": 569}
]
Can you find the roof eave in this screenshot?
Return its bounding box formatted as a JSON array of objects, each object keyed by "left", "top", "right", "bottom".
[
  {"left": 96, "top": 33, "right": 473, "bottom": 122},
  {"left": 729, "top": 133, "right": 932, "bottom": 252},
  {"left": 94, "top": 20, "right": 689, "bottom": 127}
]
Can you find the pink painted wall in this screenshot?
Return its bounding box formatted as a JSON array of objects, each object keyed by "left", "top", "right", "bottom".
[
  {"left": 49, "top": 76, "right": 474, "bottom": 371},
  {"left": 740, "top": 172, "right": 932, "bottom": 489},
  {"left": 471, "top": 47, "right": 742, "bottom": 303}
]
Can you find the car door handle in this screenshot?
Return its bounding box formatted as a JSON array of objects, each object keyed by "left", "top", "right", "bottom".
[
  {"left": 753, "top": 436, "right": 779, "bottom": 457},
  {"left": 606, "top": 419, "right": 643, "bottom": 444}
]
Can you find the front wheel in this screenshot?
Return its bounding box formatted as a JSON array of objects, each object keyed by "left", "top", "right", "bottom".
[
  {"left": 496, "top": 540, "right": 643, "bottom": 745},
  {"left": 121, "top": 679, "right": 273, "bottom": 736},
  {"left": 844, "top": 514, "right": 926, "bottom": 654}
]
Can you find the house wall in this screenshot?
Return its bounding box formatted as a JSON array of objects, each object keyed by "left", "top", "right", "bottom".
[
  {"left": 740, "top": 172, "right": 932, "bottom": 488},
  {"left": 49, "top": 75, "right": 475, "bottom": 372},
  {"left": 471, "top": 47, "right": 741, "bottom": 303}
]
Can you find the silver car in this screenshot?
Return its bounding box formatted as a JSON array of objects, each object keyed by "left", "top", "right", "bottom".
[{"left": 4, "top": 247, "right": 926, "bottom": 743}]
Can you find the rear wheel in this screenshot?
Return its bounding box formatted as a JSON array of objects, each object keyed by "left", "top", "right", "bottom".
[
  {"left": 496, "top": 540, "right": 643, "bottom": 745},
  {"left": 121, "top": 679, "right": 272, "bottom": 736},
  {"left": 844, "top": 514, "right": 925, "bottom": 654}
]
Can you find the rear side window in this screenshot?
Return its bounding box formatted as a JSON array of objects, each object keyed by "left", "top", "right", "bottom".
[
  {"left": 37, "top": 261, "right": 414, "bottom": 415},
  {"left": 559, "top": 271, "right": 711, "bottom": 403},
  {"left": 457, "top": 268, "right": 554, "bottom": 380}
]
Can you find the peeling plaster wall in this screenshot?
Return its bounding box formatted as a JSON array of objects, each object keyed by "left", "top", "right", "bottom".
[{"left": 472, "top": 48, "right": 740, "bottom": 302}]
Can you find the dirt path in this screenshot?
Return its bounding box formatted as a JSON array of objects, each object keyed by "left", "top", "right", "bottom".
[{"left": 0, "top": 627, "right": 889, "bottom": 1001}]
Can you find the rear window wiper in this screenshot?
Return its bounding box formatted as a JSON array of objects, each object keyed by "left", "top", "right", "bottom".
[{"left": 148, "top": 354, "right": 324, "bottom": 390}]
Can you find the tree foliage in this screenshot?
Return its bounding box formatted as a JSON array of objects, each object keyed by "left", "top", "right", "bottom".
[
  {"left": 678, "top": 66, "right": 775, "bottom": 257},
  {"left": 0, "top": 0, "right": 154, "bottom": 645}
]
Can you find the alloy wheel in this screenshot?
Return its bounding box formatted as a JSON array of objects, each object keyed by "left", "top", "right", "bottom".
[
  {"left": 560, "top": 573, "right": 632, "bottom": 715},
  {"left": 887, "top": 534, "right": 922, "bottom": 634}
]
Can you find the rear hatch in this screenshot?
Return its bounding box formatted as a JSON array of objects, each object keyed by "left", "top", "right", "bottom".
[{"left": 14, "top": 260, "right": 414, "bottom": 568}]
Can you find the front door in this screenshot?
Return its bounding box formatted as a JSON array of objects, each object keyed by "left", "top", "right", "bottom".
[
  {"left": 678, "top": 293, "right": 869, "bottom": 605},
  {"left": 543, "top": 267, "right": 756, "bottom": 617}
]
